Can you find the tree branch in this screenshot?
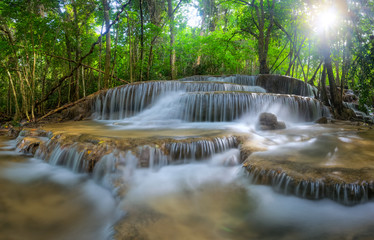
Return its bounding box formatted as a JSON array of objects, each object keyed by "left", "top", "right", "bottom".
[
  {"left": 35, "top": 0, "right": 132, "bottom": 108},
  {"left": 269, "top": 39, "right": 289, "bottom": 72},
  {"left": 45, "top": 53, "right": 130, "bottom": 84}
]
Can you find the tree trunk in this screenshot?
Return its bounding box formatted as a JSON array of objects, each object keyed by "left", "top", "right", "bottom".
[
  {"left": 98, "top": 21, "right": 104, "bottom": 90},
  {"left": 111, "top": 18, "right": 120, "bottom": 85},
  {"left": 72, "top": 0, "right": 81, "bottom": 101},
  {"left": 168, "top": 0, "right": 176, "bottom": 79},
  {"left": 257, "top": 0, "right": 274, "bottom": 74},
  {"left": 306, "top": 41, "right": 311, "bottom": 83},
  {"left": 30, "top": 18, "right": 36, "bottom": 121},
  {"left": 257, "top": 1, "right": 269, "bottom": 74},
  {"left": 102, "top": 0, "right": 111, "bottom": 88},
  {"left": 127, "top": 12, "right": 133, "bottom": 82},
  {"left": 5, "top": 69, "right": 21, "bottom": 119},
  {"left": 139, "top": 0, "right": 144, "bottom": 81},
  {"left": 82, "top": 66, "right": 86, "bottom": 97},
  {"left": 321, "top": 64, "right": 329, "bottom": 105},
  {"left": 335, "top": 61, "right": 340, "bottom": 86},
  {"left": 147, "top": 44, "right": 154, "bottom": 80},
  {"left": 324, "top": 49, "right": 343, "bottom": 113},
  {"left": 308, "top": 61, "right": 323, "bottom": 86},
  {"left": 194, "top": 0, "right": 207, "bottom": 72}
]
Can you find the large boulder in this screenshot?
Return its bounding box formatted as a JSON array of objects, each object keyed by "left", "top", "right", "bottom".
[{"left": 258, "top": 112, "right": 286, "bottom": 130}]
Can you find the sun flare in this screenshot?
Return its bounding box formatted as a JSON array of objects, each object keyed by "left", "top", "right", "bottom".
[{"left": 314, "top": 7, "right": 339, "bottom": 33}]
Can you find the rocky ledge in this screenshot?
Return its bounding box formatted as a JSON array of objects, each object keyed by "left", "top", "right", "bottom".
[
  {"left": 242, "top": 125, "right": 374, "bottom": 205},
  {"left": 16, "top": 128, "right": 246, "bottom": 172}
]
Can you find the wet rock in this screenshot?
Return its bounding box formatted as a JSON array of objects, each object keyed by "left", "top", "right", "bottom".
[
  {"left": 258, "top": 112, "right": 286, "bottom": 130},
  {"left": 73, "top": 114, "right": 84, "bottom": 121},
  {"left": 244, "top": 162, "right": 374, "bottom": 206},
  {"left": 334, "top": 107, "right": 356, "bottom": 120},
  {"left": 16, "top": 128, "right": 245, "bottom": 172},
  {"left": 257, "top": 74, "right": 314, "bottom": 97},
  {"left": 239, "top": 137, "right": 268, "bottom": 161},
  {"left": 7, "top": 128, "right": 20, "bottom": 138},
  {"left": 0, "top": 129, "right": 7, "bottom": 136},
  {"left": 315, "top": 117, "right": 328, "bottom": 124},
  {"left": 242, "top": 129, "right": 374, "bottom": 205},
  {"left": 275, "top": 121, "right": 286, "bottom": 129},
  {"left": 17, "top": 137, "right": 42, "bottom": 155}
]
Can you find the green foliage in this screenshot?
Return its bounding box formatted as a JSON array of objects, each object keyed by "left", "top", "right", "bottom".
[{"left": 0, "top": 0, "right": 374, "bottom": 120}]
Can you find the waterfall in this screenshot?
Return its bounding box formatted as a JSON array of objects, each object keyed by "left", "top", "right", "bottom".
[
  {"left": 95, "top": 90, "right": 328, "bottom": 122},
  {"left": 175, "top": 92, "right": 329, "bottom": 122},
  {"left": 34, "top": 142, "right": 88, "bottom": 173},
  {"left": 246, "top": 165, "right": 373, "bottom": 206},
  {"left": 94, "top": 81, "right": 265, "bottom": 120},
  {"left": 137, "top": 145, "right": 169, "bottom": 168},
  {"left": 179, "top": 74, "right": 315, "bottom": 97},
  {"left": 92, "top": 76, "right": 324, "bottom": 121},
  {"left": 180, "top": 75, "right": 258, "bottom": 86},
  {"left": 166, "top": 136, "right": 238, "bottom": 160},
  {"left": 343, "top": 102, "right": 374, "bottom": 122}
]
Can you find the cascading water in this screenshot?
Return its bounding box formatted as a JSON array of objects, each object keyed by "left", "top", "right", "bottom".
[
  {"left": 166, "top": 136, "right": 238, "bottom": 160},
  {"left": 180, "top": 74, "right": 316, "bottom": 97},
  {"left": 94, "top": 81, "right": 266, "bottom": 120},
  {"left": 180, "top": 75, "right": 258, "bottom": 85},
  {"left": 7, "top": 74, "right": 374, "bottom": 240},
  {"left": 44, "top": 144, "right": 86, "bottom": 173},
  {"left": 0, "top": 136, "right": 120, "bottom": 240},
  {"left": 175, "top": 92, "right": 328, "bottom": 122},
  {"left": 93, "top": 76, "right": 327, "bottom": 123}
]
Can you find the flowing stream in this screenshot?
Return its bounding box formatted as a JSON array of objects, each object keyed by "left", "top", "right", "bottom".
[
  {"left": 2, "top": 76, "right": 374, "bottom": 239},
  {"left": 0, "top": 136, "right": 120, "bottom": 240}
]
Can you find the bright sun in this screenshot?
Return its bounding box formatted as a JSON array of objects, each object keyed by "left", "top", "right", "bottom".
[{"left": 314, "top": 7, "right": 339, "bottom": 33}]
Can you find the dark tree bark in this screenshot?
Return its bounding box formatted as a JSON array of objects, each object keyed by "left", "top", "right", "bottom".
[
  {"left": 320, "top": 64, "right": 329, "bottom": 106},
  {"left": 323, "top": 38, "right": 343, "bottom": 114}
]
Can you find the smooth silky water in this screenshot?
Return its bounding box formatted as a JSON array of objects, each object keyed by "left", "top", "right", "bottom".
[
  {"left": 3, "top": 79, "right": 374, "bottom": 240},
  {"left": 4, "top": 121, "right": 374, "bottom": 239},
  {"left": 0, "top": 135, "right": 120, "bottom": 240},
  {"left": 112, "top": 123, "right": 374, "bottom": 240}
]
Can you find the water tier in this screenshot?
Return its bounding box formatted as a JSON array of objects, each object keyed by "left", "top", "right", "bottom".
[
  {"left": 16, "top": 129, "right": 241, "bottom": 174},
  {"left": 95, "top": 89, "right": 328, "bottom": 122},
  {"left": 242, "top": 125, "right": 374, "bottom": 205},
  {"left": 180, "top": 74, "right": 315, "bottom": 97},
  {"left": 94, "top": 81, "right": 265, "bottom": 120},
  {"left": 176, "top": 92, "right": 328, "bottom": 122}
]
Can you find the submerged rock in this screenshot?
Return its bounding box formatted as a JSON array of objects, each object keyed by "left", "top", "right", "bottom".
[
  {"left": 315, "top": 116, "right": 328, "bottom": 124},
  {"left": 258, "top": 112, "right": 286, "bottom": 130}
]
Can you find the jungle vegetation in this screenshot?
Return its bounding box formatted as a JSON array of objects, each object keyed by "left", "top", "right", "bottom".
[{"left": 0, "top": 0, "right": 373, "bottom": 121}]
